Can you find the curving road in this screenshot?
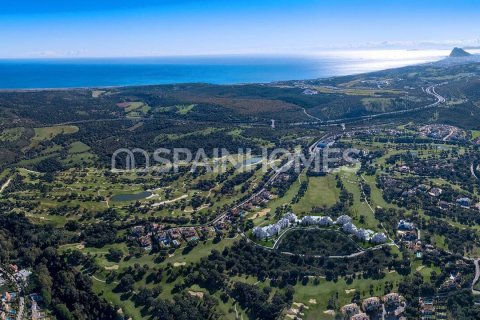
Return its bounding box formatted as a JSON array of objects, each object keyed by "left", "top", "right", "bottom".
[
  {"left": 472, "top": 259, "right": 480, "bottom": 295},
  {"left": 471, "top": 163, "right": 479, "bottom": 181},
  {"left": 297, "top": 83, "right": 447, "bottom": 125}
]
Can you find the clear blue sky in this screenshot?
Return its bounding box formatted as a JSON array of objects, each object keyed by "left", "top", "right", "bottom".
[{"left": 1, "top": 0, "right": 479, "bottom": 58}]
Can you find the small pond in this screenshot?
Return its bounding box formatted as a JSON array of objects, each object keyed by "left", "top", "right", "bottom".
[{"left": 111, "top": 191, "right": 152, "bottom": 202}]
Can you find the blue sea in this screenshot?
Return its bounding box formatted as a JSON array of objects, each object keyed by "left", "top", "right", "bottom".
[{"left": 0, "top": 50, "right": 457, "bottom": 89}]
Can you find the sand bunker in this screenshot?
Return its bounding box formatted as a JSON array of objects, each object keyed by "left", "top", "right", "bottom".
[
  {"left": 173, "top": 262, "right": 186, "bottom": 267},
  {"left": 105, "top": 265, "right": 119, "bottom": 270},
  {"left": 188, "top": 291, "right": 204, "bottom": 299},
  {"left": 253, "top": 208, "right": 271, "bottom": 219}
]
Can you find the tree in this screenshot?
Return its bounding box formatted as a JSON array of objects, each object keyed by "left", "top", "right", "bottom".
[
  {"left": 55, "top": 304, "right": 74, "bottom": 320},
  {"left": 107, "top": 248, "right": 124, "bottom": 262},
  {"left": 119, "top": 274, "right": 135, "bottom": 292}
]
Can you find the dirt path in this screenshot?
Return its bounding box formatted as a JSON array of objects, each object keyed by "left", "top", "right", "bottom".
[
  {"left": 0, "top": 178, "right": 11, "bottom": 193},
  {"left": 152, "top": 194, "right": 188, "bottom": 207},
  {"left": 92, "top": 275, "right": 118, "bottom": 284}
]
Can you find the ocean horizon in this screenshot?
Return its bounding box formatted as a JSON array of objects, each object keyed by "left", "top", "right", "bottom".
[{"left": 0, "top": 49, "right": 475, "bottom": 89}]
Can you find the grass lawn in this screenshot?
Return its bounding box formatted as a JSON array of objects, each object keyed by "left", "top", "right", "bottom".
[
  {"left": 292, "top": 175, "right": 340, "bottom": 215},
  {"left": 17, "top": 153, "right": 59, "bottom": 166},
  {"left": 0, "top": 169, "right": 11, "bottom": 180},
  {"left": 125, "top": 102, "right": 145, "bottom": 112},
  {"left": 336, "top": 165, "right": 380, "bottom": 230},
  {"left": 176, "top": 104, "right": 195, "bottom": 115},
  {"left": 25, "top": 212, "right": 67, "bottom": 226},
  {"left": 63, "top": 151, "right": 97, "bottom": 167},
  {"left": 68, "top": 141, "right": 91, "bottom": 154},
  {"left": 92, "top": 90, "right": 106, "bottom": 98},
  {"left": 32, "top": 125, "right": 79, "bottom": 142}
]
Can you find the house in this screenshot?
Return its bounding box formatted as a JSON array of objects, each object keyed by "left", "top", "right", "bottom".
[
  {"left": 318, "top": 216, "right": 334, "bottom": 226},
  {"left": 417, "top": 184, "right": 431, "bottom": 192},
  {"left": 336, "top": 215, "right": 352, "bottom": 225},
  {"left": 302, "top": 89, "right": 318, "bottom": 95},
  {"left": 214, "top": 221, "right": 227, "bottom": 231},
  {"left": 371, "top": 232, "right": 388, "bottom": 244},
  {"left": 398, "top": 230, "right": 417, "bottom": 242},
  {"left": 156, "top": 231, "right": 168, "bottom": 242},
  {"left": 419, "top": 297, "right": 435, "bottom": 319},
  {"left": 362, "top": 297, "right": 381, "bottom": 313},
  {"left": 343, "top": 222, "right": 358, "bottom": 234},
  {"left": 7, "top": 265, "right": 18, "bottom": 273},
  {"left": 138, "top": 235, "right": 152, "bottom": 249},
  {"left": 383, "top": 293, "right": 403, "bottom": 306},
  {"left": 14, "top": 269, "right": 31, "bottom": 285},
  {"left": 397, "top": 220, "right": 414, "bottom": 231},
  {"left": 399, "top": 165, "right": 410, "bottom": 173},
  {"left": 439, "top": 279, "right": 459, "bottom": 291},
  {"left": 300, "top": 215, "right": 320, "bottom": 225},
  {"left": 350, "top": 313, "right": 370, "bottom": 320},
  {"left": 262, "top": 191, "right": 274, "bottom": 200},
  {"left": 355, "top": 228, "right": 374, "bottom": 241},
  {"left": 252, "top": 226, "right": 270, "bottom": 239},
  {"left": 456, "top": 197, "right": 472, "bottom": 207},
  {"left": 252, "top": 212, "right": 297, "bottom": 239},
  {"left": 341, "top": 303, "right": 360, "bottom": 317},
  {"left": 181, "top": 227, "right": 199, "bottom": 242},
  {"left": 428, "top": 187, "right": 443, "bottom": 197},
  {"left": 131, "top": 225, "right": 145, "bottom": 237},
  {"left": 438, "top": 200, "right": 451, "bottom": 210},
  {"left": 168, "top": 228, "right": 182, "bottom": 240},
  {"left": 300, "top": 215, "right": 333, "bottom": 226},
  {"left": 283, "top": 212, "right": 297, "bottom": 223},
  {"left": 196, "top": 226, "right": 213, "bottom": 238}
]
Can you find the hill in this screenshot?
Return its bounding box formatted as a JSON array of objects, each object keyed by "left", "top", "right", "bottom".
[{"left": 449, "top": 47, "right": 471, "bottom": 57}]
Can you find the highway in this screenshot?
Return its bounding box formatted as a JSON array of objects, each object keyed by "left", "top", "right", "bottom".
[
  {"left": 210, "top": 132, "right": 330, "bottom": 225},
  {"left": 296, "top": 83, "right": 447, "bottom": 126}
]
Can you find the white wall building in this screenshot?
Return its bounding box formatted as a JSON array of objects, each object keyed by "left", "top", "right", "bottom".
[
  {"left": 371, "top": 232, "right": 388, "bottom": 243},
  {"left": 252, "top": 212, "right": 297, "bottom": 239},
  {"left": 335, "top": 215, "right": 352, "bottom": 225},
  {"left": 342, "top": 222, "right": 358, "bottom": 234},
  {"left": 300, "top": 215, "right": 333, "bottom": 226}
]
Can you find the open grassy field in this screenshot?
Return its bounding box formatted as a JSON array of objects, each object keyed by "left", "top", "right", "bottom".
[
  {"left": 335, "top": 166, "right": 380, "bottom": 230},
  {"left": 292, "top": 175, "right": 340, "bottom": 214},
  {"left": 0, "top": 127, "right": 26, "bottom": 142},
  {"left": 313, "top": 86, "right": 403, "bottom": 96},
  {"left": 68, "top": 141, "right": 91, "bottom": 154},
  {"left": 176, "top": 104, "right": 196, "bottom": 115},
  {"left": 91, "top": 90, "right": 106, "bottom": 98},
  {"left": 31, "top": 125, "right": 79, "bottom": 145}
]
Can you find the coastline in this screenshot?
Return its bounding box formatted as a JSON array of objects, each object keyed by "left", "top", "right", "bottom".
[{"left": 0, "top": 51, "right": 460, "bottom": 92}]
